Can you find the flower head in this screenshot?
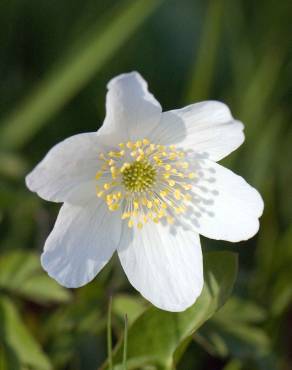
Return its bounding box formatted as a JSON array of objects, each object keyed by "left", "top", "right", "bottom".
[{"left": 26, "top": 72, "right": 263, "bottom": 312}]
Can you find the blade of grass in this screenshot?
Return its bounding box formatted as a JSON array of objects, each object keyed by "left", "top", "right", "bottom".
[
  {"left": 0, "top": 0, "right": 162, "bottom": 150},
  {"left": 123, "top": 315, "right": 128, "bottom": 370},
  {"left": 185, "top": 0, "right": 225, "bottom": 102},
  {"left": 107, "top": 297, "right": 113, "bottom": 370}
]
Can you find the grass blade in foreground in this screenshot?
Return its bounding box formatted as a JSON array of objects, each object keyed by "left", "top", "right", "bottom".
[
  {"left": 0, "top": 0, "right": 162, "bottom": 150},
  {"left": 102, "top": 251, "right": 238, "bottom": 370},
  {"left": 107, "top": 297, "right": 113, "bottom": 370},
  {"left": 0, "top": 297, "right": 51, "bottom": 370}
]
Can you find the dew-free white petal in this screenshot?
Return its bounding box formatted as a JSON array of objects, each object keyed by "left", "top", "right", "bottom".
[
  {"left": 25, "top": 133, "right": 104, "bottom": 204},
  {"left": 99, "top": 72, "right": 162, "bottom": 145},
  {"left": 150, "top": 101, "right": 244, "bottom": 162},
  {"left": 118, "top": 223, "right": 203, "bottom": 312},
  {"left": 41, "top": 200, "right": 121, "bottom": 288},
  {"left": 184, "top": 159, "right": 264, "bottom": 242}
]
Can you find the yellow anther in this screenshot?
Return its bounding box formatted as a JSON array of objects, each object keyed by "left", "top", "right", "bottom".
[
  {"left": 137, "top": 222, "right": 143, "bottom": 229},
  {"left": 147, "top": 200, "right": 153, "bottom": 209},
  {"left": 157, "top": 210, "right": 165, "bottom": 218},
  {"left": 128, "top": 220, "right": 134, "bottom": 228},
  {"left": 164, "top": 164, "right": 171, "bottom": 171},
  {"left": 104, "top": 183, "right": 111, "bottom": 190},
  {"left": 183, "top": 183, "right": 192, "bottom": 190},
  {"left": 184, "top": 194, "right": 192, "bottom": 201},
  {"left": 133, "top": 201, "right": 139, "bottom": 210},
  {"left": 168, "top": 180, "right": 176, "bottom": 187},
  {"left": 188, "top": 172, "right": 196, "bottom": 179},
  {"left": 99, "top": 153, "right": 106, "bottom": 160},
  {"left": 95, "top": 172, "right": 102, "bottom": 180},
  {"left": 181, "top": 162, "right": 189, "bottom": 169},
  {"left": 109, "top": 151, "right": 123, "bottom": 158},
  {"left": 106, "top": 195, "right": 113, "bottom": 204},
  {"left": 136, "top": 155, "right": 144, "bottom": 162},
  {"left": 169, "top": 153, "right": 177, "bottom": 160},
  {"left": 167, "top": 216, "right": 175, "bottom": 225},
  {"left": 136, "top": 140, "right": 142, "bottom": 147},
  {"left": 109, "top": 204, "right": 119, "bottom": 211},
  {"left": 122, "top": 212, "right": 130, "bottom": 219},
  {"left": 119, "top": 143, "right": 125, "bottom": 148},
  {"left": 174, "top": 190, "right": 181, "bottom": 200},
  {"left": 143, "top": 138, "right": 150, "bottom": 145},
  {"left": 120, "top": 163, "right": 130, "bottom": 172},
  {"left": 160, "top": 190, "right": 167, "bottom": 197},
  {"left": 137, "top": 148, "right": 144, "bottom": 155},
  {"left": 126, "top": 141, "right": 134, "bottom": 149},
  {"left": 115, "top": 192, "right": 122, "bottom": 199},
  {"left": 97, "top": 190, "right": 104, "bottom": 198}
]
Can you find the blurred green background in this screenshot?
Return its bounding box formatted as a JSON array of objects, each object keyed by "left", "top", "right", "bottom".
[{"left": 0, "top": 0, "right": 291, "bottom": 369}]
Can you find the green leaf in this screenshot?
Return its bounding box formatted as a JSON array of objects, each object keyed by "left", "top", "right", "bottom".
[
  {"left": 0, "top": 251, "right": 39, "bottom": 287},
  {"left": 19, "top": 275, "right": 71, "bottom": 305},
  {"left": 0, "top": 251, "right": 71, "bottom": 304},
  {"left": 214, "top": 297, "right": 267, "bottom": 324},
  {"left": 196, "top": 297, "right": 269, "bottom": 358},
  {"left": 0, "top": 0, "right": 162, "bottom": 150},
  {"left": 223, "top": 359, "right": 242, "bottom": 370},
  {"left": 0, "top": 296, "right": 51, "bottom": 370},
  {"left": 102, "top": 251, "right": 238, "bottom": 370},
  {"left": 0, "top": 343, "right": 22, "bottom": 370}
]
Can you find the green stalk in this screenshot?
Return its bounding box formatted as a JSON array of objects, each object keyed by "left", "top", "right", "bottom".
[
  {"left": 122, "top": 315, "right": 128, "bottom": 370},
  {"left": 107, "top": 297, "right": 113, "bottom": 370}
]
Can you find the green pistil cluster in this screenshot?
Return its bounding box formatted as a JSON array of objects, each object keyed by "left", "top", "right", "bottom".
[{"left": 122, "top": 160, "right": 156, "bottom": 192}]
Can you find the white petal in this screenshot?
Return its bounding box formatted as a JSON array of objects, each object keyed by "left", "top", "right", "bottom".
[
  {"left": 150, "top": 101, "right": 244, "bottom": 162},
  {"left": 41, "top": 200, "right": 121, "bottom": 288},
  {"left": 185, "top": 159, "right": 264, "bottom": 242},
  {"left": 99, "top": 72, "right": 162, "bottom": 144},
  {"left": 118, "top": 223, "right": 203, "bottom": 312},
  {"left": 25, "top": 133, "right": 104, "bottom": 204}
]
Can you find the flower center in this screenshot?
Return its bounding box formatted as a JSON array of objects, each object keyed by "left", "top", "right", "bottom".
[
  {"left": 95, "top": 139, "right": 195, "bottom": 229},
  {"left": 122, "top": 160, "right": 156, "bottom": 192}
]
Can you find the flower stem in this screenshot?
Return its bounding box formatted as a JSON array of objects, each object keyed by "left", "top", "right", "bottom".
[
  {"left": 107, "top": 296, "right": 113, "bottom": 370},
  {"left": 122, "top": 314, "right": 128, "bottom": 370}
]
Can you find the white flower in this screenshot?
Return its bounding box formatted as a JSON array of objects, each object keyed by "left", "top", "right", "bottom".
[{"left": 26, "top": 72, "right": 263, "bottom": 312}]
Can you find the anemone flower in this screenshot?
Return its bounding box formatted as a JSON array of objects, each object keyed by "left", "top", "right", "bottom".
[{"left": 26, "top": 72, "right": 263, "bottom": 312}]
